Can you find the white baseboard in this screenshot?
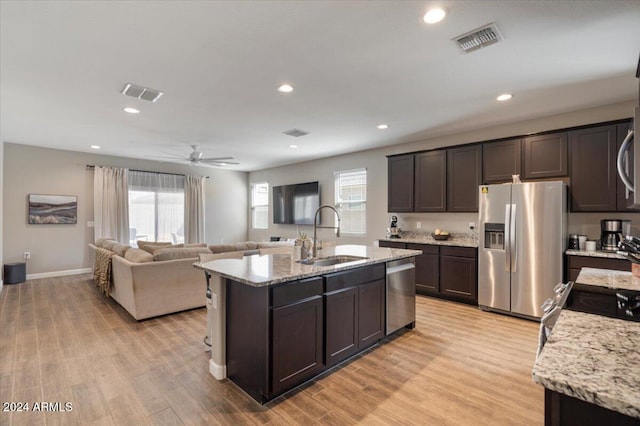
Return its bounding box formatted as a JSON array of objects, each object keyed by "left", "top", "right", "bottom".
[
  {"left": 209, "top": 359, "right": 227, "bottom": 380},
  {"left": 27, "top": 268, "right": 92, "bottom": 280}
]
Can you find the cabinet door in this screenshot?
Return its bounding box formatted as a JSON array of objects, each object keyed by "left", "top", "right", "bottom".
[
  {"left": 407, "top": 243, "right": 439, "bottom": 295},
  {"left": 569, "top": 125, "right": 617, "bottom": 211},
  {"left": 483, "top": 139, "right": 522, "bottom": 183},
  {"left": 440, "top": 255, "right": 477, "bottom": 303},
  {"left": 415, "top": 150, "right": 446, "bottom": 211},
  {"left": 357, "top": 279, "right": 385, "bottom": 350},
  {"left": 271, "top": 296, "right": 324, "bottom": 396},
  {"left": 325, "top": 287, "right": 359, "bottom": 367},
  {"left": 616, "top": 121, "right": 638, "bottom": 211},
  {"left": 523, "top": 133, "right": 568, "bottom": 179},
  {"left": 388, "top": 155, "right": 414, "bottom": 212},
  {"left": 447, "top": 145, "right": 481, "bottom": 212}
]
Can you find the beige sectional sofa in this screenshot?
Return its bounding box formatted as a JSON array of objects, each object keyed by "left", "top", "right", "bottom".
[{"left": 89, "top": 239, "right": 292, "bottom": 320}]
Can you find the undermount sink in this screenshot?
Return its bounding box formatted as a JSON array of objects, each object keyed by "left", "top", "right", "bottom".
[{"left": 307, "top": 255, "right": 369, "bottom": 266}]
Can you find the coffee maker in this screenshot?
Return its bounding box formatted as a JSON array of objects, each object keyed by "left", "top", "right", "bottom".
[
  {"left": 388, "top": 216, "right": 401, "bottom": 238},
  {"left": 601, "top": 219, "right": 623, "bottom": 252}
]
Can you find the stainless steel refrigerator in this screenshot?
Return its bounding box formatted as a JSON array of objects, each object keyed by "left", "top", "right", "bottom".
[{"left": 478, "top": 181, "right": 567, "bottom": 319}]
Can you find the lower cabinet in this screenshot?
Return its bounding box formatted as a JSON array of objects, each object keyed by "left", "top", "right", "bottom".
[
  {"left": 226, "top": 264, "right": 387, "bottom": 403},
  {"left": 440, "top": 246, "right": 477, "bottom": 303},
  {"left": 383, "top": 241, "right": 478, "bottom": 305},
  {"left": 271, "top": 293, "right": 324, "bottom": 396},
  {"left": 324, "top": 265, "right": 386, "bottom": 367},
  {"left": 565, "top": 255, "right": 630, "bottom": 282}
]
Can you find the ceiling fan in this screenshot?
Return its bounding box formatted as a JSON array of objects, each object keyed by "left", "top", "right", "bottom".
[{"left": 148, "top": 145, "right": 239, "bottom": 167}]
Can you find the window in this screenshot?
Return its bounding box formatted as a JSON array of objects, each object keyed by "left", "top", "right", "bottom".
[
  {"left": 335, "top": 169, "right": 366, "bottom": 235},
  {"left": 129, "top": 171, "right": 185, "bottom": 244},
  {"left": 251, "top": 182, "right": 269, "bottom": 229}
]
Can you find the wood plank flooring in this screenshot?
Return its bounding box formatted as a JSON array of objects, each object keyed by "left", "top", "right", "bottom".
[{"left": 0, "top": 275, "right": 543, "bottom": 425}]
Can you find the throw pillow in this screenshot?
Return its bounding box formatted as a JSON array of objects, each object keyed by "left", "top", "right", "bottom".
[
  {"left": 95, "top": 237, "right": 115, "bottom": 248},
  {"left": 138, "top": 241, "right": 172, "bottom": 254},
  {"left": 152, "top": 247, "right": 212, "bottom": 261},
  {"left": 124, "top": 248, "right": 154, "bottom": 263}
]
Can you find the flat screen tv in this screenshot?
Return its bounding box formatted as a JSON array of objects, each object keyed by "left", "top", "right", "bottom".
[{"left": 273, "top": 181, "right": 320, "bottom": 225}]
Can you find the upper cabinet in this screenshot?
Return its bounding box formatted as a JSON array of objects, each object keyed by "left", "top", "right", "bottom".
[
  {"left": 483, "top": 138, "right": 522, "bottom": 183},
  {"left": 569, "top": 124, "right": 618, "bottom": 212},
  {"left": 388, "top": 154, "right": 414, "bottom": 212},
  {"left": 415, "top": 150, "right": 446, "bottom": 212},
  {"left": 447, "top": 145, "right": 481, "bottom": 212},
  {"left": 523, "top": 132, "right": 568, "bottom": 179}
]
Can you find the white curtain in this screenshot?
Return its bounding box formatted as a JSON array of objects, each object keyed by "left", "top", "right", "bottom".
[
  {"left": 94, "top": 166, "right": 129, "bottom": 243},
  {"left": 129, "top": 171, "right": 184, "bottom": 243},
  {"left": 184, "top": 175, "right": 205, "bottom": 243}
]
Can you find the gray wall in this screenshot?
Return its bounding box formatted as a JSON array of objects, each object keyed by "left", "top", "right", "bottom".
[
  {"left": 2, "top": 143, "right": 248, "bottom": 276},
  {"left": 249, "top": 100, "right": 639, "bottom": 244}
]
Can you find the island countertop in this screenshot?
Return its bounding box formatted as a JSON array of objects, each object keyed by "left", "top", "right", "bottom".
[
  {"left": 194, "top": 244, "right": 422, "bottom": 287},
  {"left": 532, "top": 309, "right": 640, "bottom": 420}
]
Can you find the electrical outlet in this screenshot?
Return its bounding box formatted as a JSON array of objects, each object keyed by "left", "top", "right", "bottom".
[
  {"left": 24, "top": 251, "right": 31, "bottom": 259},
  {"left": 469, "top": 222, "right": 476, "bottom": 230},
  {"left": 416, "top": 221, "right": 422, "bottom": 229}
]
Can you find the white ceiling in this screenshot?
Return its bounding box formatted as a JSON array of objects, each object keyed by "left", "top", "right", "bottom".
[{"left": 1, "top": 1, "right": 639, "bottom": 172}]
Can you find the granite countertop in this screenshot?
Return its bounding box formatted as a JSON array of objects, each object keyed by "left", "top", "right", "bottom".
[
  {"left": 576, "top": 267, "right": 640, "bottom": 292},
  {"left": 379, "top": 231, "right": 478, "bottom": 248},
  {"left": 566, "top": 249, "right": 627, "bottom": 260},
  {"left": 532, "top": 309, "right": 640, "bottom": 419},
  {"left": 194, "top": 244, "right": 422, "bottom": 287}
]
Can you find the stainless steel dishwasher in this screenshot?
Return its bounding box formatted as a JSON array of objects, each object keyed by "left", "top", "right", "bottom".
[{"left": 386, "top": 258, "right": 416, "bottom": 335}]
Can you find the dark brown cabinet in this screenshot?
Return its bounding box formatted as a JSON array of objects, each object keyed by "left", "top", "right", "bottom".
[
  {"left": 415, "top": 150, "right": 446, "bottom": 211},
  {"left": 378, "top": 240, "right": 406, "bottom": 249},
  {"left": 271, "top": 292, "right": 324, "bottom": 396},
  {"left": 616, "top": 121, "right": 638, "bottom": 211},
  {"left": 407, "top": 243, "right": 439, "bottom": 295},
  {"left": 569, "top": 124, "right": 618, "bottom": 211},
  {"left": 565, "top": 255, "right": 630, "bottom": 283},
  {"left": 447, "top": 145, "right": 481, "bottom": 212},
  {"left": 439, "top": 246, "right": 477, "bottom": 303},
  {"left": 523, "top": 132, "right": 568, "bottom": 179},
  {"left": 324, "top": 264, "right": 385, "bottom": 367},
  {"left": 483, "top": 138, "right": 522, "bottom": 183},
  {"left": 388, "top": 154, "right": 414, "bottom": 212}
]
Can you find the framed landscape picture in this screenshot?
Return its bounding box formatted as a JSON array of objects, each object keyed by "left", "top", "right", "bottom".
[{"left": 28, "top": 194, "right": 78, "bottom": 224}]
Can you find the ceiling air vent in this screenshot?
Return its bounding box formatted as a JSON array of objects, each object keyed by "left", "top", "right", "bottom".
[
  {"left": 121, "top": 83, "right": 164, "bottom": 102},
  {"left": 283, "top": 128, "right": 309, "bottom": 138},
  {"left": 453, "top": 23, "right": 503, "bottom": 54}
]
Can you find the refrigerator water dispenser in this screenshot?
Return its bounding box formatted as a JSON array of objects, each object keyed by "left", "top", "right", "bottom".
[{"left": 484, "top": 223, "right": 505, "bottom": 250}]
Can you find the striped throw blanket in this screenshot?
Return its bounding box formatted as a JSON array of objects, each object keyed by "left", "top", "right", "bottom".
[{"left": 94, "top": 247, "right": 115, "bottom": 295}]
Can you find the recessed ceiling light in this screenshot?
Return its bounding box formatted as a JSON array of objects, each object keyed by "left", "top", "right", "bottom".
[
  {"left": 423, "top": 7, "right": 447, "bottom": 24},
  {"left": 277, "top": 84, "right": 294, "bottom": 93},
  {"left": 124, "top": 107, "right": 140, "bottom": 114},
  {"left": 496, "top": 93, "right": 513, "bottom": 101},
  {"left": 377, "top": 124, "right": 389, "bottom": 130},
  {"left": 289, "top": 144, "right": 298, "bottom": 149},
  {"left": 90, "top": 145, "right": 100, "bottom": 149}
]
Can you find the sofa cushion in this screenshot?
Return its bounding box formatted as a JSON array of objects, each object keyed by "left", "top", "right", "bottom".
[
  {"left": 138, "top": 241, "right": 173, "bottom": 254},
  {"left": 153, "top": 247, "right": 212, "bottom": 261},
  {"left": 171, "top": 243, "right": 208, "bottom": 248},
  {"left": 103, "top": 241, "right": 130, "bottom": 257},
  {"left": 95, "top": 237, "right": 115, "bottom": 248},
  {"left": 257, "top": 241, "right": 294, "bottom": 249},
  {"left": 209, "top": 242, "right": 258, "bottom": 254},
  {"left": 124, "top": 248, "right": 154, "bottom": 263}
]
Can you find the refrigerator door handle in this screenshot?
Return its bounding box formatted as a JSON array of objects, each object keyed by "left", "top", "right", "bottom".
[
  {"left": 510, "top": 203, "right": 517, "bottom": 272},
  {"left": 504, "top": 204, "right": 511, "bottom": 272}
]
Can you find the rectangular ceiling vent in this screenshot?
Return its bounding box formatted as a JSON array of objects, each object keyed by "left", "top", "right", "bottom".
[
  {"left": 121, "top": 83, "right": 164, "bottom": 102},
  {"left": 453, "top": 23, "right": 503, "bottom": 54},
  {"left": 283, "top": 128, "right": 309, "bottom": 137}
]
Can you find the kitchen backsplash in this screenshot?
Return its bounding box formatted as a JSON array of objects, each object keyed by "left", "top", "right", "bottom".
[{"left": 394, "top": 212, "right": 639, "bottom": 242}]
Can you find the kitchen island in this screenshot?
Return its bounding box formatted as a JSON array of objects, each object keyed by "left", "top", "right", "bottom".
[
  {"left": 195, "top": 244, "right": 421, "bottom": 403},
  {"left": 532, "top": 268, "right": 640, "bottom": 425}
]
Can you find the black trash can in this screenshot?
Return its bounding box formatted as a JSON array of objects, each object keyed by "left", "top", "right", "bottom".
[{"left": 4, "top": 262, "right": 26, "bottom": 284}]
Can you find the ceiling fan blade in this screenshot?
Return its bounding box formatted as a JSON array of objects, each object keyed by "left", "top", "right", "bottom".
[
  {"left": 200, "top": 156, "right": 235, "bottom": 162},
  {"left": 201, "top": 160, "right": 239, "bottom": 165}
]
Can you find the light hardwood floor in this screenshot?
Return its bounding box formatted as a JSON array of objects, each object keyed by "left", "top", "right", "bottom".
[{"left": 0, "top": 274, "right": 543, "bottom": 425}]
